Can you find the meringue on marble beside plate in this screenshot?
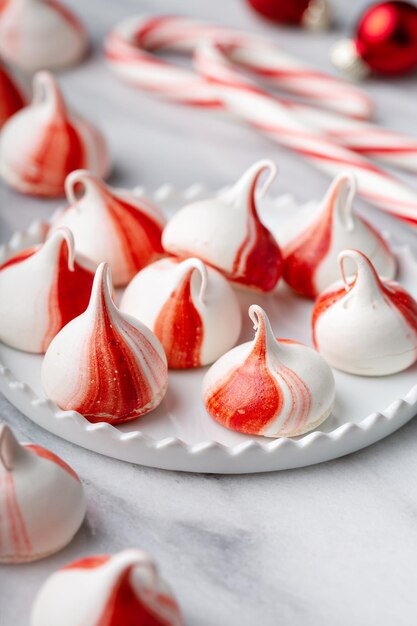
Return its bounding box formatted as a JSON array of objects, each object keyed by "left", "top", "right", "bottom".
[
  {"left": 41, "top": 262, "right": 168, "bottom": 424},
  {"left": 0, "top": 62, "right": 25, "bottom": 128},
  {"left": 0, "top": 72, "right": 110, "bottom": 197},
  {"left": 275, "top": 173, "right": 396, "bottom": 299},
  {"left": 0, "top": 423, "right": 86, "bottom": 564},
  {"left": 202, "top": 305, "right": 335, "bottom": 438},
  {"left": 312, "top": 249, "right": 417, "bottom": 376},
  {"left": 0, "top": 227, "right": 95, "bottom": 353},
  {"left": 31, "top": 549, "right": 183, "bottom": 626},
  {"left": 0, "top": 0, "right": 88, "bottom": 73},
  {"left": 52, "top": 170, "right": 166, "bottom": 287},
  {"left": 120, "top": 257, "right": 242, "bottom": 368},
  {"left": 162, "top": 160, "right": 283, "bottom": 292}
]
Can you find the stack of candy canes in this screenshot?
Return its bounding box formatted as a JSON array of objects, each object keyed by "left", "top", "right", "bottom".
[{"left": 0, "top": 1, "right": 417, "bottom": 624}]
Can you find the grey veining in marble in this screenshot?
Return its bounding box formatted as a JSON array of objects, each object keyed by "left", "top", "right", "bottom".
[{"left": 1, "top": 0, "right": 417, "bottom": 625}]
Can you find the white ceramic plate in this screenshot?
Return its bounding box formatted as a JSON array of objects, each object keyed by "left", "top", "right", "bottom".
[{"left": 1, "top": 186, "right": 416, "bottom": 474}]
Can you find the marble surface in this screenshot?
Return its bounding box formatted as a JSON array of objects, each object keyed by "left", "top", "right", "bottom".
[{"left": 1, "top": 0, "right": 417, "bottom": 624}]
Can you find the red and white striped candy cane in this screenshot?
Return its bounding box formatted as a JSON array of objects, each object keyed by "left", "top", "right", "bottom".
[
  {"left": 105, "top": 15, "right": 372, "bottom": 118},
  {"left": 105, "top": 15, "right": 417, "bottom": 228}
]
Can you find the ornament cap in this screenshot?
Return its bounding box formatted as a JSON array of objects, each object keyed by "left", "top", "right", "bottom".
[
  {"left": 331, "top": 38, "right": 370, "bottom": 81},
  {"left": 302, "top": 0, "right": 332, "bottom": 31}
]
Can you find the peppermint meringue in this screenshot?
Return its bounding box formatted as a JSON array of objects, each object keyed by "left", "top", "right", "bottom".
[
  {"left": 42, "top": 262, "right": 168, "bottom": 424},
  {"left": 0, "top": 63, "right": 25, "bottom": 128},
  {"left": 276, "top": 173, "right": 396, "bottom": 298},
  {"left": 31, "top": 549, "right": 183, "bottom": 626},
  {"left": 0, "top": 227, "right": 95, "bottom": 353},
  {"left": 203, "top": 305, "right": 335, "bottom": 438},
  {"left": 0, "top": 72, "right": 110, "bottom": 197},
  {"left": 162, "top": 160, "right": 283, "bottom": 292},
  {"left": 0, "top": 423, "right": 86, "bottom": 563},
  {"left": 120, "top": 257, "right": 242, "bottom": 368},
  {"left": 52, "top": 170, "right": 166, "bottom": 287},
  {"left": 0, "top": 0, "right": 88, "bottom": 73},
  {"left": 312, "top": 249, "right": 417, "bottom": 376}
]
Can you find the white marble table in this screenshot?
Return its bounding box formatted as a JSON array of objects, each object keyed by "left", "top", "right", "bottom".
[{"left": 1, "top": 0, "right": 417, "bottom": 624}]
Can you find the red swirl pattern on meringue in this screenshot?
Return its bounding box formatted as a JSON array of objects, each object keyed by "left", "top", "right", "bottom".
[
  {"left": 76, "top": 283, "right": 167, "bottom": 422},
  {"left": 313, "top": 252, "right": 417, "bottom": 348},
  {"left": 53, "top": 170, "right": 165, "bottom": 286},
  {"left": 162, "top": 160, "right": 283, "bottom": 292},
  {"left": 63, "top": 555, "right": 179, "bottom": 625},
  {"left": 25, "top": 445, "right": 80, "bottom": 482},
  {"left": 0, "top": 63, "right": 24, "bottom": 128},
  {"left": 31, "top": 549, "right": 184, "bottom": 626},
  {"left": 154, "top": 267, "right": 203, "bottom": 369},
  {"left": 41, "top": 263, "right": 168, "bottom": 424},
  {"left": 230, "top": 166, "right": 283, "bottom": 292},
  {"left": 0, "top": 72, "right": 109, "bottom": 197},
  {"left": 0, "top": 423, "right": 86, "bottom": 564},
  {"left": 0, "top": 472, "right": 32, "bottom": 559},
  {"left": 281, "top": 173, "right": 396, "bottom": 298},
  {"left": 0, "top": 0, "right": 88, "bottom": 72},
  {"left": 204, "top": 307, "right": 312, "bottom": 436},
  {"left": 312, "top": 250, "right": 417, "bottom": 375},
  {"left": 0, "top": 228, "right": 95, "bottom": 353}
]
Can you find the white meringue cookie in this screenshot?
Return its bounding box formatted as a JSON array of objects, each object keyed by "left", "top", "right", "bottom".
[
  {"left": 162, "top": 160, "right": 283, "bottom": 292},
  {"left": 0, "top": 0, "right": 88, "bottom": 73},
  {"left": 0, "top": 62, "right": 25, "bottom": 128},
  {"left": 31, "top": 549, "right": 183, "bottom": 626},
  {"left": 42, "top": 262, "right": 168, "bottom": 424},
  {"left": 0, "top": 72, "right": 110, "bottom": 197},
  {"left": 52, "top": 170, "right": 166, "bottom": 287},
  {"left": 0, "top": 423, "right": 86, "bottom": 564},
  {"left": 203, "top": 305, "right": 335, "bottom": 438},
  {"left": 275, "top": 173, "right": 396, "bottom": 298},
  {"left": 312, "top": 249, "right": 417, "bottom": 376},
  {"left": 120, "top": 257, "right": 242, "bottom": 368},
  {"left": 0, "top": 227, "right": 95, "bottom": 353}
]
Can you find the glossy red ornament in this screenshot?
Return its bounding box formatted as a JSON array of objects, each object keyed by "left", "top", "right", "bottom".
[
  {"left": 356, "top": 1, "right": 417, "bottom": 75},
  {"left": 246, "top": 0, "right": 330, "bottom": 28}
]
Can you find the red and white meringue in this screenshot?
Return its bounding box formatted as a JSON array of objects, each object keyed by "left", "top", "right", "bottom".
[
  {"left": 0, "top": 72, "right": 110, "bottom": 197},
  {"left": 52, "top": 170, "right": 166, "bottom": 287},
  {"left": 31, "top": 549, "right": 183, "bottom": 626},
  {"left": 162, "top": 160, "right": 283, "bottom": 292},
  {"left": 0, "top": 63, "right": 24, "bottom": 128},
  {"left": 0, "top": 227, "right": 95, "bottom": 353},
  {"left": 0, "top": 0, "right": 88, "bottom": 73},
  {"left": 312, "top": 249, "right": 417, "bottom": 376},
  {"left": 120, "top": 257, "right": 242, "bottom": 368},
  {"left": 41, "top": 262, "right": 168, "bottom": 424},
  {"left": 0, "top": 423, "right": 86, "bottom": 564},
  {"left": 203, "top": 305, "right": 335, "bottom": 438},
  {"left": 276, "top": 173, "right": 396, "bottom": 298}
]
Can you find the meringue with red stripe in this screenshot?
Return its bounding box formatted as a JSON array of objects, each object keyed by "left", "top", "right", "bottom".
[
  {"left": 0, "top": 227, "right": 95, "bottom": 353},
  {"left": 31, "top": 549, "right": 183, "bottom": 626},
  {"left": 162, "top": 160, "right": 283, "bottom": 292},
  {"left": 0, "top": 0, "right": 88, "bottom": 73},
  {"left": 0, "top": 63, "right": 24, "bottom": 128},
  {"left": 312, "top": 249, "right": 417, "bottom": 376},
  {"left": 203, "top": 305, "right": 335, "bottom": 437},
  {"left": 276, "top": 173, "right": 396, "bottom": 298},
  {"left": 120, "top": 257, "right": 242, "bottom": 368},
  {"left": 0, "top": 72, "right": 110, "bottom": 197},
  {"left": 42, "top": 262, "right": 168, "bottom": 424},
  {"left": 52, "top": 170, "right": 166, "bottom": 287},
  {"left": 0, "top": 423, "right": 86, "bottom": 564}
]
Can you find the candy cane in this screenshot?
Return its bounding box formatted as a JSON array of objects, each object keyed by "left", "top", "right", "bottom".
[
  {"left": 105, "top": 15, "right": 372, "bottom": 119},
  {"left": 105, "top": 15, "right": 417, "bottom": 228}
]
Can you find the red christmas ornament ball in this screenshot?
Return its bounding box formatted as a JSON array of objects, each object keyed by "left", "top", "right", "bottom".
[
  {"left": 356, "top": 1, "right": 417, "bottom": 75},
  {"left": 246, "top": 0, "right": 312, "bottom": 24}
]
